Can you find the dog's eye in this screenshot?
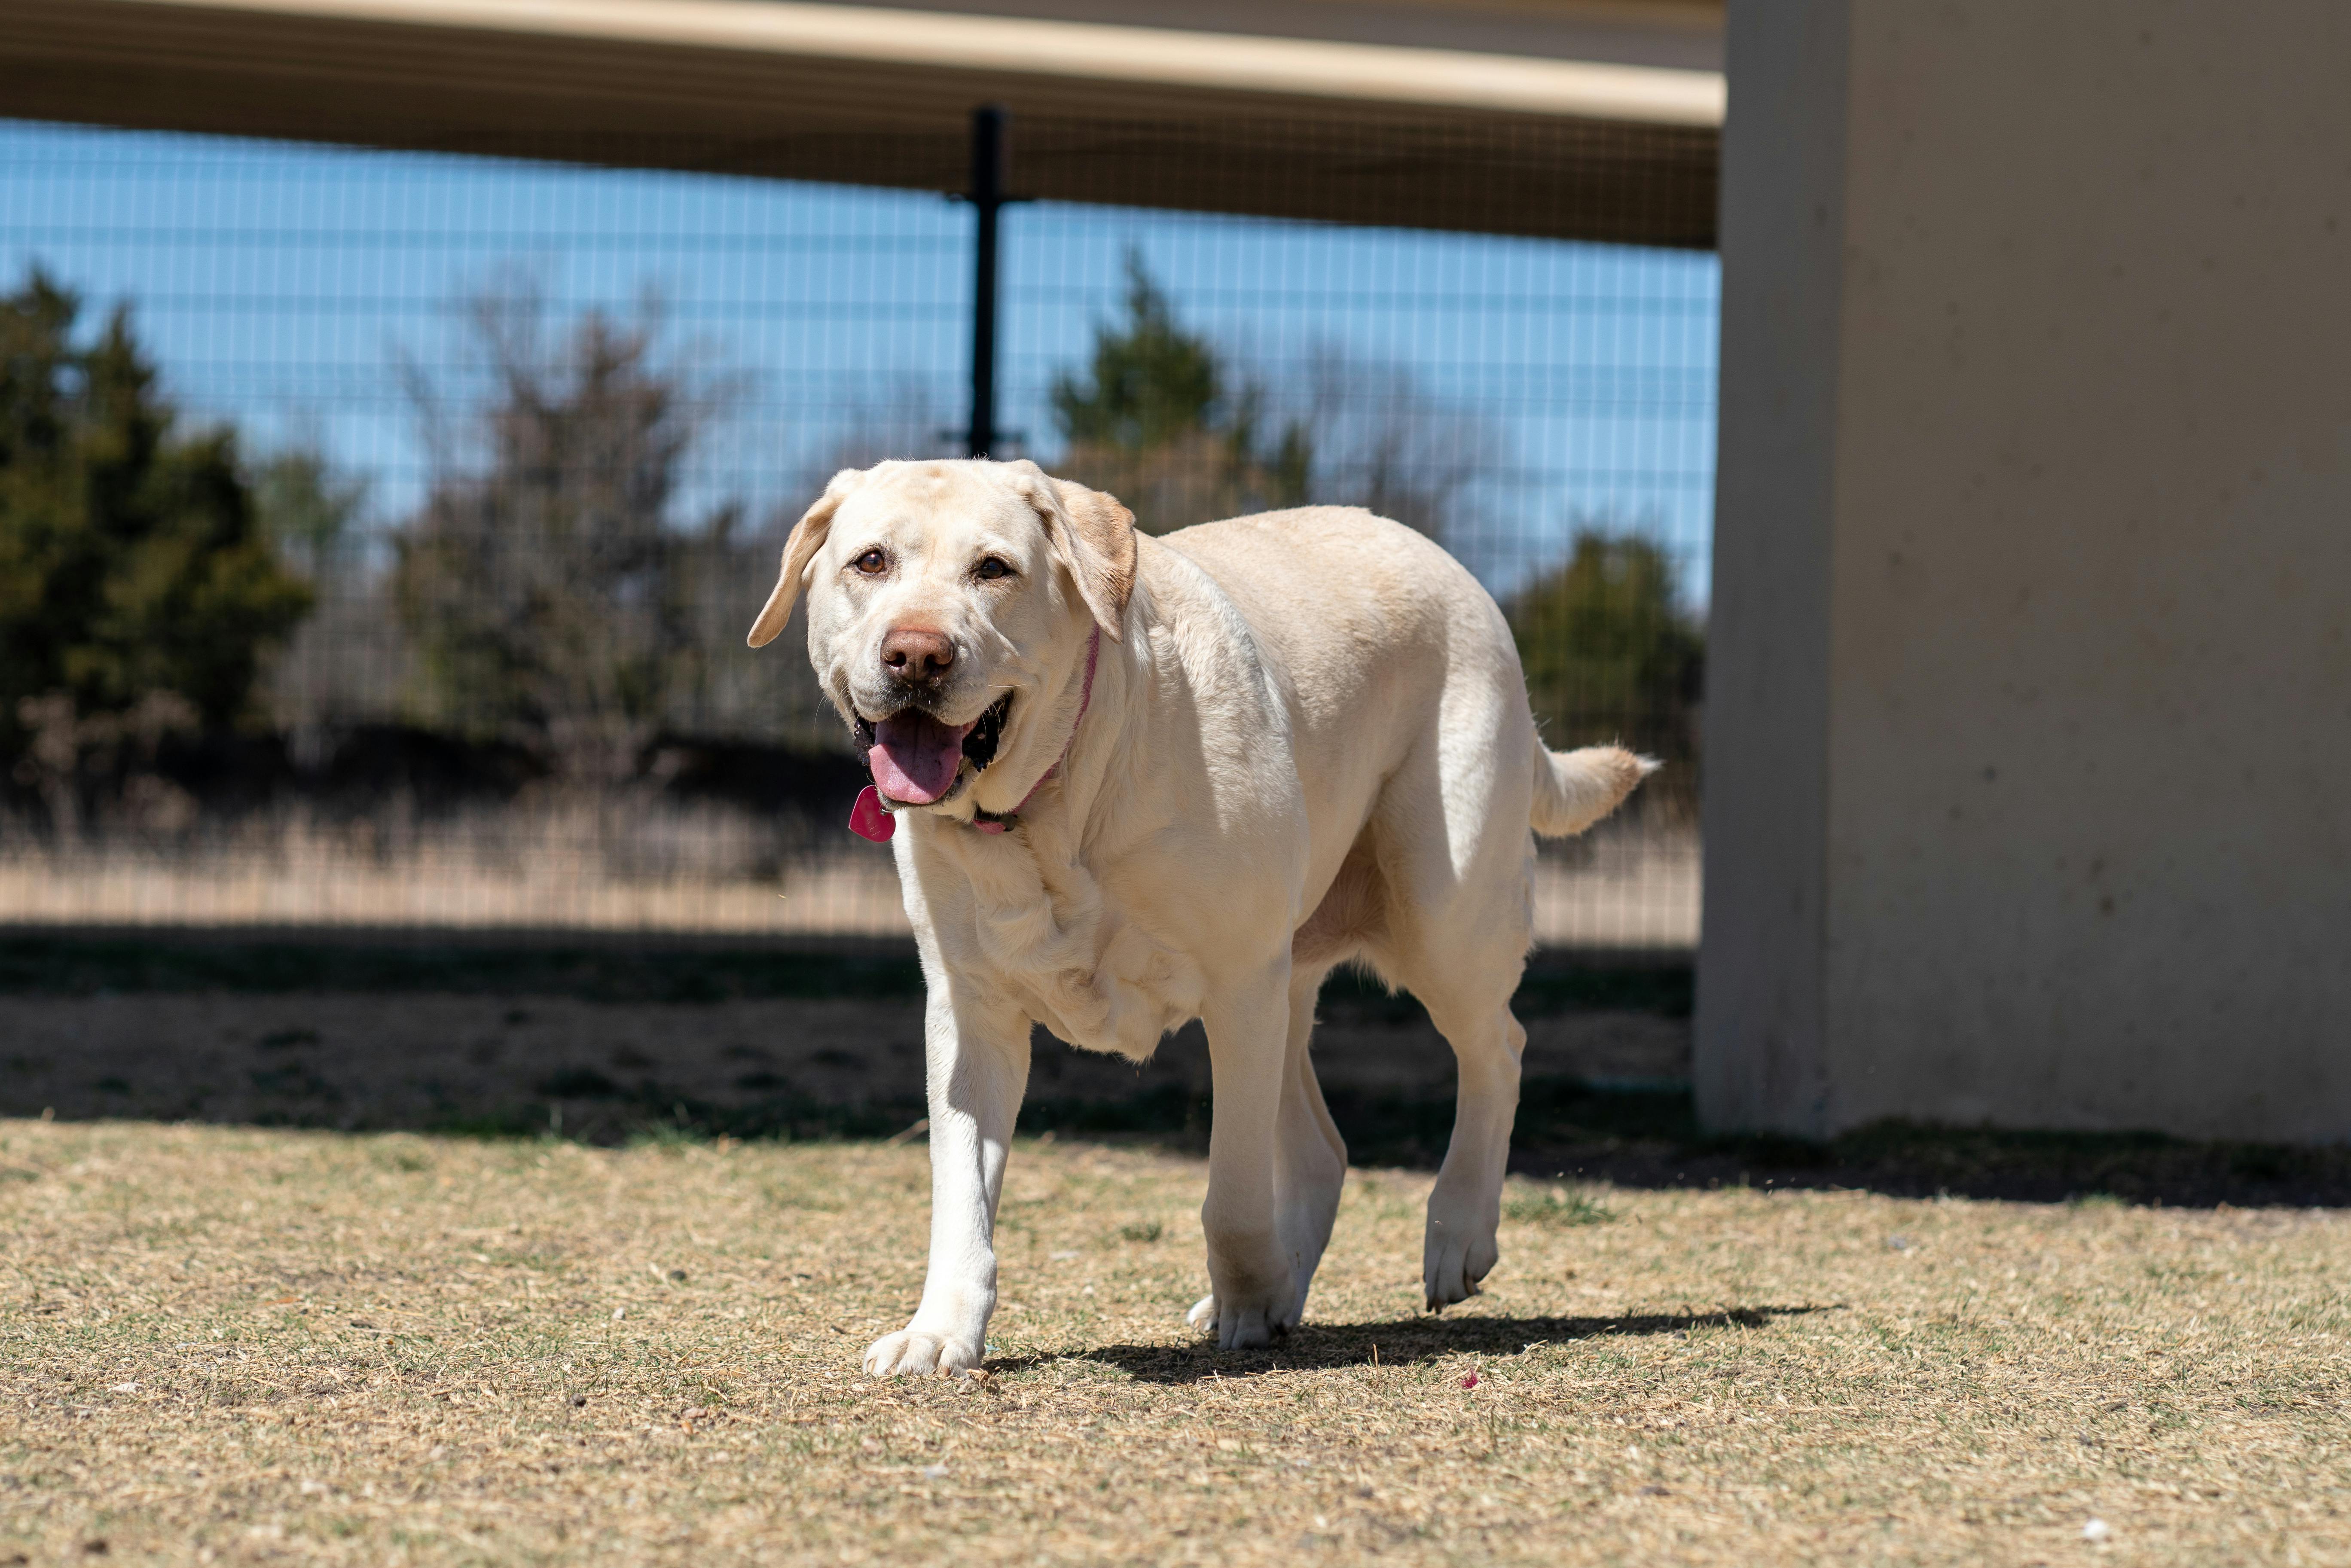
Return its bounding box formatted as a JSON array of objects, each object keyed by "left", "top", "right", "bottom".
[
  {"left": 852, "top": 548, "right": 888, "bottom": 577},
  {"left": 975, "top": 556, "right": 1013, "bottom": 582}
]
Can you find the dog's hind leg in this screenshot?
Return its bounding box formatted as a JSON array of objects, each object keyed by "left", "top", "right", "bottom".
[
  {"left": 1185, "top": 958, "right": 1346, "bottom": 1336},
  {"left": 1385, "top": 848, "right": 1528, "bottom": 1307},
  {"left": 1190, "top": 955, "right": 1309, "bottom": 1349},
  {"left": 1273, "top": 958, "right": 1350, "bottom": 1318},
  {"left": 1411, "top": 981, "right": 1527, "bottom": 1309},
  {"left": 1276, "top": 960, "right": 1349, "bottom": 1304},
  {"left": 1370, "top": 708, "right": 1538, "bottom": 1309}
]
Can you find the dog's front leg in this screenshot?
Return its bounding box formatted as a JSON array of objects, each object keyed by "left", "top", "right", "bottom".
[
  {"left": 864, "top": 982, "right": 1030, "bottom": 1377},
  {"left": 1191, "top": 956, "right": 1300, "bottom": 1350}
]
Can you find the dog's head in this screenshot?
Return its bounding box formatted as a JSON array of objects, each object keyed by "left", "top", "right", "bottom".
[{"left": 748, "top": 458, "right": 1135, "bottom": 815}]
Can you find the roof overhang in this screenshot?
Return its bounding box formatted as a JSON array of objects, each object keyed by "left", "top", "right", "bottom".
[{"left": 0, "top": 0, "right": 1722, "bottom": 246}]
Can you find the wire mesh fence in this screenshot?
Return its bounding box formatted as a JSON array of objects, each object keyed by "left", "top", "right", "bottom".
[{"left": 0, "top": 113, "right": 1716, "bottom": 948}]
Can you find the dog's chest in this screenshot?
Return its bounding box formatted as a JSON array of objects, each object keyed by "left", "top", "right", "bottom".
[
  {"left": 931, "top": 833, "right": 1204, "bottom": 1060},
  {"left": 1006, "top": 911, "right": 1203, "bottom": 1062}
]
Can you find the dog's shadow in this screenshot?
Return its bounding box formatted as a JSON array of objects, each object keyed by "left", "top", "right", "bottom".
[{"left": 1005, "top": 1304, "right": 1832, "bottom": 1384}]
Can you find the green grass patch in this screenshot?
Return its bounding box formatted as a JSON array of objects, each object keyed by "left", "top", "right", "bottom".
[{"left": 1503, "top": 1183, "right": 1617, "bottom": 1227}]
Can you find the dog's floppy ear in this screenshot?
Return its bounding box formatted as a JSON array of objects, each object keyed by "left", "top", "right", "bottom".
[
  {"left": 1006, "top": 461, "right": 1136, "bottom": 641},
  {"left": 748, "top": 469, "right": 863, "bottom": 648}
]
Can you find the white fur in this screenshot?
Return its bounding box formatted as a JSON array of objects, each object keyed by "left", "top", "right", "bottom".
[{"left": 750, "top": 460, "right": 1650, "bottom": 1370}]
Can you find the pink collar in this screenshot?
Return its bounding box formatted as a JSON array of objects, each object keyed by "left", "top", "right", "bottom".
[{"left": 849, "top": 627, "right": 1101, "bottom": 842}]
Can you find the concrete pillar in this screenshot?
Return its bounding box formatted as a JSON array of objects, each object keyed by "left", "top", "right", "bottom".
[{"left": 1697, "top": 0, "right": 2351, "bottom": 1142}]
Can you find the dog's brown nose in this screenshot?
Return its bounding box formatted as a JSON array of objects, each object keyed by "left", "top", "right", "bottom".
[{"left": 879, "top": 626, "right": 956, "bottom": 683}]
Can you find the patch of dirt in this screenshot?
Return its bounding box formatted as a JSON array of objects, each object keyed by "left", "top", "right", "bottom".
[{"left": 0, "top": 991, "right": 1687, "bottom": 1139}]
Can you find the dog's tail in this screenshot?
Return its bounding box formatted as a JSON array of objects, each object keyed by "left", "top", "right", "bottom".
[{"left": 1530, "top": 741, "right": 1658, "bottom": 839}]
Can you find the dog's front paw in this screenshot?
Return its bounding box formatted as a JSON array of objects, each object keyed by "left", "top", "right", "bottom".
[
  {"left": 863, "top": 1327, "right": 981, "bottom": 1377},
  {"left": 1185, "top": 1293, "right": 1218, "bottom": 1330}
]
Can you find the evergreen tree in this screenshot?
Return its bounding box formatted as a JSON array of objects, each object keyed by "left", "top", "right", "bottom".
[
  {"left": 394, "top": 290, "right": 728, "bottom": 790},
  {"left": 1049, "top": 252, "right": 1307, "bottom": 532},
  {"left": 0, "top": 268, "right": 311, "bottom": 750},
  {"left": 1052, "top": 256, "right": 1223, "bottom": 455},
  {"left": 1508, "top": 530, "right": 1704, "bottom": 781},
  {"left": 254, "top": 444, "right": 369, "bottom": 585}
]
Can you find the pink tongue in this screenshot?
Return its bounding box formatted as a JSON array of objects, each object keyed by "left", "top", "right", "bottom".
[{"left": 867, "top": 711, "right": 975, "bottom": 805}]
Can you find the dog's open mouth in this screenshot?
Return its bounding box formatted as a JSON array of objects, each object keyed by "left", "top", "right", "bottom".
[
  {"left": 960, "top": 694, "right": 1011, "bottom": 773},
  {"left": 855, "top": 694, "right": 1012, "bottom": 806}
]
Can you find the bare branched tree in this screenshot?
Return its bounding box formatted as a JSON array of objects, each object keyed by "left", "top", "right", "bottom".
[
  {"left": 798, "top": 377, "right": 956, "bottom": 484},
  {"left": 394, "top": 284, "right": 739, "bottom": 793},
  {"left": 1273, "top": 344, "right": 1500, "bottom": 546}
]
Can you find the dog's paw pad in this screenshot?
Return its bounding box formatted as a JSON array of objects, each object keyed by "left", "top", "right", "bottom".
[{"left": 1184, "top": 1294, "right": 1218, "bottom": 1331}]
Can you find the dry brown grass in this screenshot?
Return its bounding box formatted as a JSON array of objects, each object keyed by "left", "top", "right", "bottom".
[{"left": 6, "top": 1117, "right": 2349, "bottom": 1566}]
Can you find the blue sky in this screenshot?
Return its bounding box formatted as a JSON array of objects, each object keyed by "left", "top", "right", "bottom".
[{"left": 0, "top": 119, "right": 1719, "bottom": 603}]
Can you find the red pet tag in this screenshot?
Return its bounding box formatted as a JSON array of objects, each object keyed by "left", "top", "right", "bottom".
[{"left": 848, "top": 784, "right": 895, "bottom": 843}]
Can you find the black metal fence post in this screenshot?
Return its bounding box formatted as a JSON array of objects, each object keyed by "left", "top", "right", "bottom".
[{"left": 966, "top": 104, "right": 1008, "bottom": 458}]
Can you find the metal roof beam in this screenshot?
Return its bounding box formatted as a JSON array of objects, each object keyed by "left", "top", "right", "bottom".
[{"left": 0, "top": 0, "right": 1722, "bottom": 246}]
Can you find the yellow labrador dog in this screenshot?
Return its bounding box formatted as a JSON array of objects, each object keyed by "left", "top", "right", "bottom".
[{"left": 748, "top": 458, "right": 1649, "bottom": 1373}]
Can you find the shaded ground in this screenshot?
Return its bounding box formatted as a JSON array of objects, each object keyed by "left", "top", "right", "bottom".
[
  {"left": 6, "top": 1119, "right": 2351, "bottom": 1566},
  {"left": 0, "top": 931, "right": 1686, "bottom": 1145},
  {"left": 8, "top": 932, "right": 2351, "bottom": 1208}
]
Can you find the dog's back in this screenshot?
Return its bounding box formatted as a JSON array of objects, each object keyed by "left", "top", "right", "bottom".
[{"left": 1160, "top": 505, "right": 1646, "bottom": 856}]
